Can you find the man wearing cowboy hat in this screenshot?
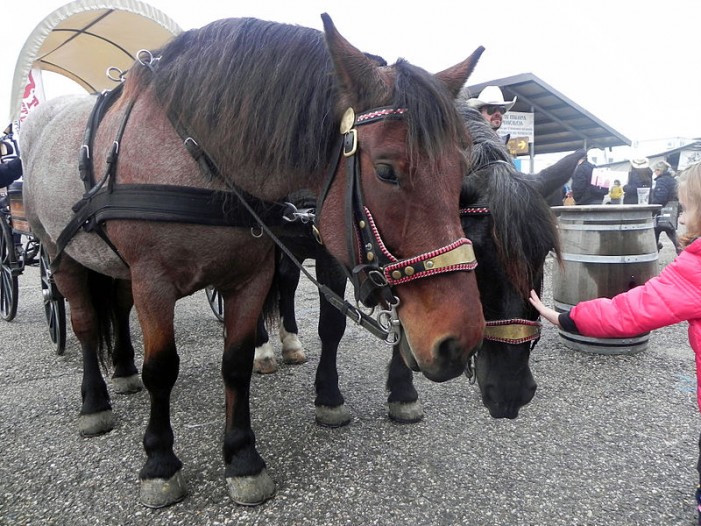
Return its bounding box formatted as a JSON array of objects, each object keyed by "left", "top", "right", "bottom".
[{"left": 466, "top": 85, "right": 517, "bottom": 132}]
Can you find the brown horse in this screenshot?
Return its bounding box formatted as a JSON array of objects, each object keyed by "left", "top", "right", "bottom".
[{"left": 19, "top": 16, "right": 485, "bottom": 507}]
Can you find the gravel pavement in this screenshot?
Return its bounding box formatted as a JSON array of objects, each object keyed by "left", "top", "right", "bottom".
[{"left": 0, "top": 241, "right": 698, "bottom": 526}]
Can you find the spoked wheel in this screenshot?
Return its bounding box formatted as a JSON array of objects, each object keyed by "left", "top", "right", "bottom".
[
  {"left": 0, "top": 217, "right": 19, "bottom": 321},
  {"left": 39, "top": 244, "right": 66, "bottom": 355},
  {"left": 205, "top": 286, "right": 224, "bottom": 322}
]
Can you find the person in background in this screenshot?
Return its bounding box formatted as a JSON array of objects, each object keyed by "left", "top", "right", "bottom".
[
  {"left": 651, "top": 159, "right": 682, "bottom": 254},
  {"left": 528, "top": 160, "right": 701, "bottom": 526},
  {"left": 0, "top": 157, "right": 22, "bottom": 188},
  {"left": 608, "top": 179, "right": 623, "bottom": 204},
  {"left": 466, "top": 85, "right": 517, "bottom": 132},
  {"left": 623, "top": 158, "right": 653, "bottom": 204},
  {"left": 571, "top": 155, "right": 608, "bottom": 205}
]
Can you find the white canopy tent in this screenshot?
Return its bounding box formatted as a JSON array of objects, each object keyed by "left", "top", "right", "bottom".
[{"left": 9, "top": 0, "right": 181, "bottom": 122}]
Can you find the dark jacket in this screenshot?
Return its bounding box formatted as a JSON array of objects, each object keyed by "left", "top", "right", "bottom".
[
  {"left": 0, "top": 157, "right": 22, "bottom": 188},
  {"left": 623, "top": 167, "right": 653, "bottom": 204},
  {"left": 571, "top": 160, "right": 608, "bottom": 205},
  {"left": 650, "top": 171, "right": 677, "bottom": 206}
]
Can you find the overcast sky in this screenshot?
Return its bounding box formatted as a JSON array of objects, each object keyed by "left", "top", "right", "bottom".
[{"left": 2, "top": 0, "right": 700, "bottom": 151}]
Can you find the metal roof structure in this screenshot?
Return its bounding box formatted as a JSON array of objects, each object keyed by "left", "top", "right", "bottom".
[
  {"left": 9, "top": 0, "right": 181, "bottom": 122},
  {"left": 602, "top": 140, "right": 701, "bottom": 173},
  {"left": 463, "top": 73, "right": 631, "bottom": 156}
]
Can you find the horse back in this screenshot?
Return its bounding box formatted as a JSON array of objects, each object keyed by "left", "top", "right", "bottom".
[{"left": 20, "top": 94, "right": 94, "bottom": 246}]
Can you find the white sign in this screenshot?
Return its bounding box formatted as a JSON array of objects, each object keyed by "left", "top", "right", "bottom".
[
  {"left": 19, "top": 68, "right": 45, "bottom": 124},
  {"left": 498, "top": 111, "right": 534, "bottom": 143},
  {"left": 592, "top": 167, "right": 614, "bottom": 189},
  {"left": 679, "top": 149, "right": 701, "bottom": 171}
]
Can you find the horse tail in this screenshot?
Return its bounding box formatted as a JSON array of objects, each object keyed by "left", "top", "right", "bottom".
[{"left": 86, "top": 269, "right": 116, "bottom": 370}]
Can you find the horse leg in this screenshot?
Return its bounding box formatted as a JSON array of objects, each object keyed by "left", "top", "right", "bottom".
[
  {"left": 387, "top": 345, "right": 424, "bottom": 423},
  {"left": 132, "top": 279, "right": 186, "bottom": 508},
  {"left": 111, "top": 279, "right": 142, "bottom": 394},
  {"left": 221, "top": 272, "right": 277, "bottom": 505},
  {"left": 277, "top": 254, "right": 306, "bottom": 365},
  {"left": 53, "top": 257, "right": 115, "bottom": 436},
  {"left": 314, "top": 254, "right": 351, "bottom": 427},
  {"left": 253, "top": 315, "right": 277, "bottom": 374}
]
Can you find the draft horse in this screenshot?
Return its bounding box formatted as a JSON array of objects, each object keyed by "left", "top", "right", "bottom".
[
  {"left": 19, "top": 16, "right": 487, "bottom": 507},
  {"left": 252, "top": 103, "right": 582, "bottom": 422}
]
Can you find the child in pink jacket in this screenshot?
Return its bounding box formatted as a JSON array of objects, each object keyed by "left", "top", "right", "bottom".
[{"left": 530, "top": 161, "right": 701, "bottom": 525}]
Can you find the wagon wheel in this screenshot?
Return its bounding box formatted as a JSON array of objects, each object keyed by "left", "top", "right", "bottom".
[
  {"left": 39, "top": 244, "right": 66, "bottom": 355},
  {"left": 205, "top": 286, "right": 224, "bottom": 322},
  {"left": 0, "top": 216, "right": 19, "bottom": 321}
]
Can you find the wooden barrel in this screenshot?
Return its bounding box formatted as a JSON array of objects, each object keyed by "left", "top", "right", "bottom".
[
  {"left": 7, "top": 181, "right": 31, "bottom": 235},
  {"left": 551, "top": 204, "right": 660, "bottom": 354}
]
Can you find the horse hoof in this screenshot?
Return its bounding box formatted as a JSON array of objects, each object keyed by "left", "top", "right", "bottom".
[
  {"left": 140, "top": 471, "right": 187, "bottom": 508},
  {"left": 112, "top": 374, "right": 143, "bottom": 394},
  {"left": 78, "top": 410, "right": 114, "bottom": 436},
  {"left": 253, "top": 356, "right": 278, "bottom": 374},
  {"left": 388, "top": 401, "right": 424, "bottom": 424},
  {"left": 281, "top": 348, "right": 307, "bottom": 365},
  {"left": 226, "top": 468, "right": 276, "bottom": 506},
  {"left": 315, "top": 404, "right": 352, "bottom": 427}
]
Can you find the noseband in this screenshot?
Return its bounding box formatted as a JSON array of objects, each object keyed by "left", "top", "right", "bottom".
[{"left": 315, "top": 106, "right": 477, "bottom": 309}]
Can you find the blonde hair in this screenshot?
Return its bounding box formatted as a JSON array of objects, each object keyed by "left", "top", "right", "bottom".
[{"left": 678, "top": 161, "right": 701, "bottom": 247}]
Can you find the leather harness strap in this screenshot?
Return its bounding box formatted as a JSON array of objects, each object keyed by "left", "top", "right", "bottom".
[{"left": 54, "top": 85, "right": 290, "bottom": 268}]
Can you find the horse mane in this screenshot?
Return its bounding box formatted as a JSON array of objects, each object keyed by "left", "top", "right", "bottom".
[
  {"left": 458, "top": 102, "right": 560, "bottom": 297},
  {"left": 120, "top": 17, "right": 467, "bottom": 193}
]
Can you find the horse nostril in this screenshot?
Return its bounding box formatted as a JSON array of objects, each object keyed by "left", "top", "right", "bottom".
[{"left": 436, "top": 336, "right": 467, "bottom": 365}]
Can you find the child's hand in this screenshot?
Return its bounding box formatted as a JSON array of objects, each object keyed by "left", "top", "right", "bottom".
[{"left": 529, "top": 290, "right": 562, "bottom": 328}]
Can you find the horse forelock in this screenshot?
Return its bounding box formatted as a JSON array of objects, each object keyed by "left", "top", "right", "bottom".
[
  {"left": 486, "top": 165, "right": 559, "bottom": 297},
  {"left": 393, "top": 60, "right": 468, "bottom": 170},
  {"left": 457, "top": 102, "right": 558, "bottom": 295}
]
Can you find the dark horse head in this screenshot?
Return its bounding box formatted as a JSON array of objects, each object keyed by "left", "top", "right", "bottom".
[
  {"left": 119, "top": 15, "right": 487, "bottom": 382},
  {"left": 458, "top": 102, "right": 565, "bottom": 418}
]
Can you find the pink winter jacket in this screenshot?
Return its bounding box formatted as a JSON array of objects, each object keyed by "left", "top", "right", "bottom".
[{"left": 560, "top": 238, "right": 701, "bottom": 411}]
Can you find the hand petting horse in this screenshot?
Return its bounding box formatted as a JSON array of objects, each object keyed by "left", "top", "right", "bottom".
[{"left": 19, "top": 15, "right": 485, "bottom": 507}]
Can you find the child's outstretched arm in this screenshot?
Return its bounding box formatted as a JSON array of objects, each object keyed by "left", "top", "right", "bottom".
[{"left": 529, "top": 290, "right": 562, "bottom": 328}]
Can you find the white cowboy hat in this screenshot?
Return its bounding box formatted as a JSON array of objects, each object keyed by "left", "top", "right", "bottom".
[
  {"left": 466, "top": 85, "right": 517, "bottom": 112},
  {"left": 630, "top": 157, "right": 649, "bottom": 169}
]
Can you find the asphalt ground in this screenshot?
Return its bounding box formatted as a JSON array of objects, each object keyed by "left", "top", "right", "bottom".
[{"left": 0, "top": 240, "right": 698, "bottom": 526}]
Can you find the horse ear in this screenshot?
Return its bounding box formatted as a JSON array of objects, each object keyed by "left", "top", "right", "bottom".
[
  {"left": 321, "top": 13, "right": 387, "bottom": 106},
  {"left": 434, "top": 47, "right": 485, "bottom": 98}
]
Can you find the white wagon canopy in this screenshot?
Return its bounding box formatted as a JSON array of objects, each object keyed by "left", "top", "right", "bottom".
[{"left": 9, "top": 0, "right": 181, "bottom": 123}]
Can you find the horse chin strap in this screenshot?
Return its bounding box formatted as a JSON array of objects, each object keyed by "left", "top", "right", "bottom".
[{"left": 315, "top": 106, "right": 478, "bottom": 313}]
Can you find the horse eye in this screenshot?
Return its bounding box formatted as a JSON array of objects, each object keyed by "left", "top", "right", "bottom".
[{"left": 375, "top": 163, "right": 399, "bottom": 185}]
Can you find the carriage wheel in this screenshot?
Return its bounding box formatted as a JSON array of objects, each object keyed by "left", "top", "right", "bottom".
[
  {"left": 39, "top": 244, "right": 66, "bottom": 355},
  {"left": 205, "top": 286, "right": 224, "bottom": 322},
  {"left": 0, "top": 216, "right": 19, "bottom": 321}
]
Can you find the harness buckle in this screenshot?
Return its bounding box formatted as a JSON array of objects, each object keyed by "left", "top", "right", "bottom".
[
  {"left": 366, "top": 269, "right": 388, "bottom": 287},
  {"left": 343, "top": 130, "right": 357, "bottom": 157},
  {"left": 312, "top": 225, "right": 323, "bottom": 245}
]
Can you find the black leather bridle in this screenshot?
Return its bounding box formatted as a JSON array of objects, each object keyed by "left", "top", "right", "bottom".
[{"left": 314, "top": 106, "right": 478, "bottom": 313}]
